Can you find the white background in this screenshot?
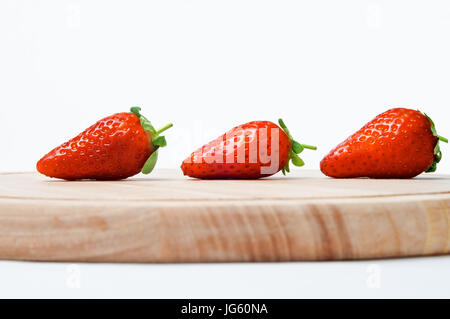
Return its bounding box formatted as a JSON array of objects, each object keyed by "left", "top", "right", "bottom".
[
  {"left": 0, "top": 1, "right": 449, "bottom": 299},
  {"left": 0, "top": 0, "right": 449, "bottom": 173},
  {"left": 1, "top": 257, "right": 450, "bottom": 298}
]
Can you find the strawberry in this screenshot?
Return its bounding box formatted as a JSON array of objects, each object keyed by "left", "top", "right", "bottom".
[
  {"left": 37, "top": 107, "right": 172, "bottom": 180},
  {"left": 181, "top": 119, "right": 316, "bottom": 179},
  {"left": 320, "top": 108, "right": 448, "bottom": 178}
]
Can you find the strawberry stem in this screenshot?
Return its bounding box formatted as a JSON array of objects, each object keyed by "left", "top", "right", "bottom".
[
  {"left": 278, "top": 118, "right": 316, "bottom": 175},
  {"left": 438, "top": 135, "right": 448, "bottom": 143},
  {"left": 156, "top": 123, "right": 173, "bottom": 135},
  {"left": 300, "top": 144, "right": 317, "bottom": 150}
]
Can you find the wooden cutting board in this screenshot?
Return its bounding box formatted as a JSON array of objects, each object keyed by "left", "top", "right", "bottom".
[{"left": 0, "top": 170, "right": 449, "bottom": 262}]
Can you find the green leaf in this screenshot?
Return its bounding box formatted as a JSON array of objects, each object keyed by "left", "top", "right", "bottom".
[
  {"left": 285, "top": 161, "right": 290, "bottom": 173},
  {"left": 276, "top": 118, "right": 316, "bottom": 176},
  {"left": 131, "top": 106, "right": 157, "bottom": 136},
  {"left": 426, "top": 162, "right": 437, "bottom": 173},
  {"left": 278, "top": 118, "right": 292, "bottom": 140},
  {"left": 292, "top": 140, "right": 304, "bottom": 154},
  {"left": 130, "top": 106, "right": 142, "bottom": 116},
  {"left": 130, "top": 107, "right": 173, "bottom": 175},
  {"left": 152, "top": 136, "right": 167, "bottom": 147},
  {"left": 142, "top": 150, "right": 158, "bottom": 174},
  {"left": 423, "top": 111, "right": 447, "bottom": 174},
  {"left": 140, "top": 117, "right": 156, "bottom": 135},
  {"left": 424, "top": 113, "right": 438, "bottom": 136},
  {"left": 291, "top": 154, "right": 305, "bottom": 167},
  {"left": 435, "top": 149, "right": 442, "bottom": 163}
]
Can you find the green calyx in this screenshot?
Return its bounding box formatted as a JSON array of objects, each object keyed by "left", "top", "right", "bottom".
[
  {"left": 278, "top": 118, "right": 317, "bottom": 176},
  {"left": 130, "top": 106, "right": 173, "bottom": 175},
  {"left": 424, "top": 112, "right": 448, "bottom": 173}
]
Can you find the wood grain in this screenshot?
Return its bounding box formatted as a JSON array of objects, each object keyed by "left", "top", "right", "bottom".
[{"left": 0, "top": 170, "right": 448, "bottom": 262}]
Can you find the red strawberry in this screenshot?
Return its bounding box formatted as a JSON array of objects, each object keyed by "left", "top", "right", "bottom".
[
  {"left": 37, "top": 107, "right": 172, "bottom": 180},
  {"left": 181, "top": 119, "right": 316, "bottom": 179},
  {"left": 320, "top": 108, "right": 448, "bottom": 178}
]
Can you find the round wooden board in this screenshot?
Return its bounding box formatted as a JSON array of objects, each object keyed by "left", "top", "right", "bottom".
[{"left": 0, "top": 170, "right": 449, "bottom": 262}]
